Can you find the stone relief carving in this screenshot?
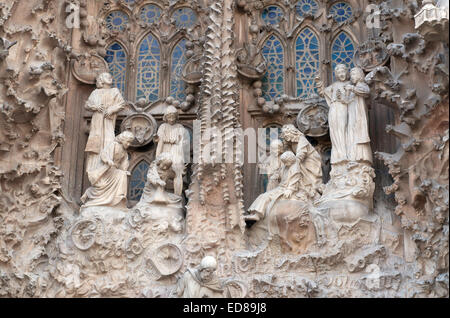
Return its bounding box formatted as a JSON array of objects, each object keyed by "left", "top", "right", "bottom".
[{"left": 120, "top": 112, "right": 158, "bottom": 148}]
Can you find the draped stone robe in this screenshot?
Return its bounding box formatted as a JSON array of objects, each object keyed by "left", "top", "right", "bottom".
[
  {"left": 322, "top": 80, "right": 351, "bottom": 164},
  {"left": 248, "top": 161, "right": 301, "bottom": 220},
  {"left": 85, "top": 87, "right": 125, "bottom": 178},
  {"left": 81, "top": 140, "right": 129, "bottom": 208},
  {"left": 292, "top": 135, "right": 323, "bottom": 193},
  {"left": 177, "top": 268, "right": 223, "bottom": 298},
  {"left": 347, "top": 81, "right": 373, "bottom": 163}
]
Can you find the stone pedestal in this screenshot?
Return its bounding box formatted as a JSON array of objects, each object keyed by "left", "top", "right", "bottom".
[{"left": 316, "top": 161, "right": 375, "bottom": 224}]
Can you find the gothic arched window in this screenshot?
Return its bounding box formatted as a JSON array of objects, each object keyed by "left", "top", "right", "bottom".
[
  {"left": 139, "top": 4, "right": 162, "bottom": 24},
  {"left": 261, "top": 6, "right": 284, "bottom": 25},
  {"left": 295, "top": 0, "right": 319, "bottom": 17},
  {"left": 105, "top": 11, "right": 129, "bottom": 31},
  {"left": 170, "top": 39, "right": 187, "bottom": 101},
  {"left": 295, "top": 27, "right": 320, "bottom": 98},
  {"left": 105, "top": 42, "right": 127, "bottom": 96},
  {"left": 129, "top": 160, "right": 150, "bottom": 202},
  {"left": 261, "top": 35, "right": 285, "bottom": 100},
  {"left": 172, "top": 7, "right": 197, "bottom": 29},
  {"left": 136, "top": 33, "right": 161, "bottom": 102},
  {"left": 331, "top": 31, "right": 355, "bottom": 78}
]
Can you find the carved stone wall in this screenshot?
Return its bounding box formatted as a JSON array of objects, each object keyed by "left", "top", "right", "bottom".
[{"left": 0, "top": 0, "right": 448, "bottom": 298}]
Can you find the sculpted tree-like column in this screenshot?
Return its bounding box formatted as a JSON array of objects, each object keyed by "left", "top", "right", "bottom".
[
  {"left": 80, "top": 131, "right": 134, "bottom": 209},
  {"left": 84, "top": 72, "right": 126, "bottom": 181},
  {"left": 155, "top": 106, "right": 188, "bottom": 197},
  {"left": 315, "top": 65, "right": 376, "bottom": 223}
]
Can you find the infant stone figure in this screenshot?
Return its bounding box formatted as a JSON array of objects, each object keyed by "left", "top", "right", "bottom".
[
  {"left": 134, "top": 153, "right": 184, "bottom": 234},
  {"left": 246, "top": 151, "right": 301, "bottom": 222},
  {"left": 262, "top": 139, "right": 284, "bottom": 191}
]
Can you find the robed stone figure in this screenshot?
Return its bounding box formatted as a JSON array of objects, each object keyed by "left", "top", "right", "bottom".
[{"left": 85, "top": 72, "right": 126, "bottom": 181}]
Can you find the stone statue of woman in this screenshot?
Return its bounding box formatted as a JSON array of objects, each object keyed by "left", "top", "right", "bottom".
[
  {"left": 316, "top": 64, "right": 351, "bottom": 164},
  {"left": 155, "top": 106, "right": 188, "bottom": 196},
  {"left": 85, "top": 72, "right": 126, "bottom": 182},
  {"left": 346, "top": 67, "right": 373, "bottom": 164},
  {"left": 81, "top": 131, "right": 134, "bottom": 209}
]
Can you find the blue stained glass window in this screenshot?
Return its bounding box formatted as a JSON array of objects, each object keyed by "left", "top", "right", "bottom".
[
  {"left": 331, "top": 32, "right": 355, "bottom": 79},
  {"left": 170, "top": 39, "right": 187, "bottom": 101},
  {"left": 295, "top": 28, "right": 320, "bottom": 98},
  {"left": 261, "top": 35, "right": 285, "bottom": 100},
  {"left": 129, "top": 160, "right": 149, "bottom": 202},
  {"left": 123, "top": 0, "right": 135, "bottom": 5},
  {"left": 295, "top": 0, "right": 319, "bottom": 17},
  {"left": 172, "top": 7, "right": 196, "bottom": 28},
  {"left": 136, "top": 34, "right": 161, "bottom": 102},
  {"left": 261, "top": 6, "right": 284, "bottom": 25},
  {"left": 139, "top": 4, "right": 162, "bottom": 24},
  {"left": 329, "top": 2, "right": 353, "bottom": 23},
  {"left": 105, "top": 42, "right": 127, "bottom": 95},
  {"left": 105, "top": 11, "right": 129, "bottom": 31}
]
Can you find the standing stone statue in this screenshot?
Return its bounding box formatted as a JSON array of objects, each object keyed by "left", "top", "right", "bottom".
[
  {"left": 176, "top": 256, "right": 224, "bottom": 298},
  {"left": 346, "top": 67, "right": 372, "bottom": 163},
  {"left": 155, "top": 106, "right": 188, "bottom": 196},
  {"left": 85, "top": 72, "right": 126, "bottom": 182},
  {"left": 316, "top": 64, "right": 351, "bottom": 164},
  {"left": 314, "top": 65, "right": 375, "bottom": 224},
  {"left": 81, "top": 131, "right": 134, "bottom": 209}
]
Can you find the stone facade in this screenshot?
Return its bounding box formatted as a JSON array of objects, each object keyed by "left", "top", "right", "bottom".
[{"left": 0, "top": 0, "right": 448, "bottom": 298}]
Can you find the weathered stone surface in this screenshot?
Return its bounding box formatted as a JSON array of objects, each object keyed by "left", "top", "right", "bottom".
[{"left": 0, "top": 0, "right": 447, "bottom": 298}]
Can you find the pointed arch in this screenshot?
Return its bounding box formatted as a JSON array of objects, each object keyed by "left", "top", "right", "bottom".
[
  {"left": 295, "top": 27, "right": 320, "bottom": 99},
  {"left": 170, "top": 38, "right": 187, "bottom": 101},
  {"left": 331, "top": 31, "right": 355, "bottom": 79},
  {"left": 136, "top": 33, "right": 161, "bottom": 102},
  {"left": 261, "top": 34, "right": 285, "bottom": 101},
  {"left": 128, "top": 160, "right": 150, "bottom": 202},
  {"left": 105, "top": 42, "right": 128, "bottom": 96}
]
